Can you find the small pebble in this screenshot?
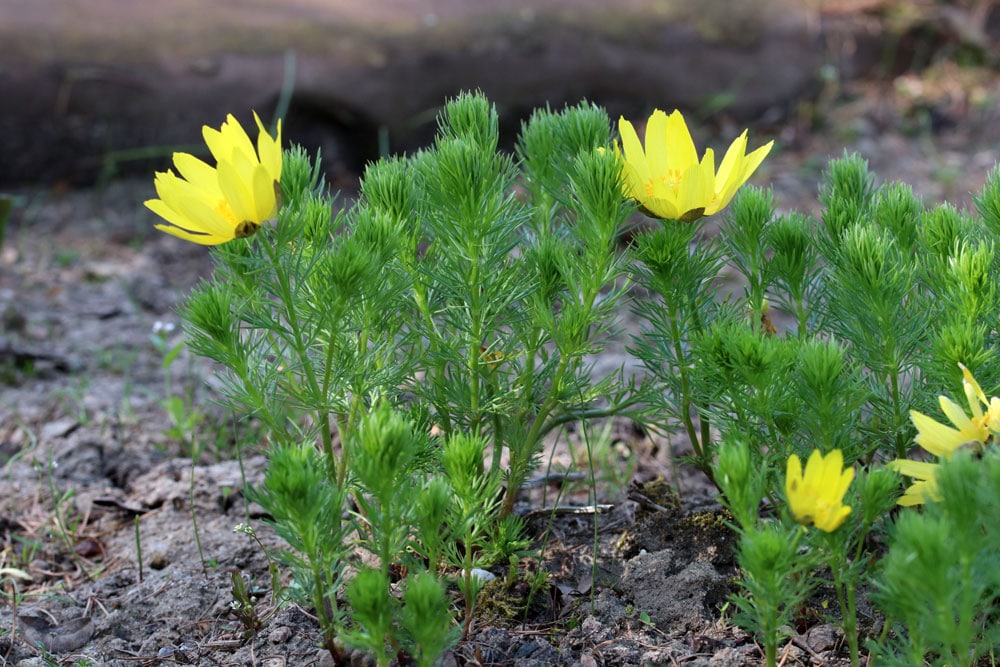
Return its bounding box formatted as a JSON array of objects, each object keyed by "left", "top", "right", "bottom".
[
  {"left": 580, "top": 615, "right": 602, "bottom": 635},
  {"left": 805, "top": 623, "right": 840, "bottom": 652},
  {"left": 466, "top": 568, "right": 496, "bottom": 584},
  {"left": 268, "top": 625, "right": 293, "bottom": 644}
]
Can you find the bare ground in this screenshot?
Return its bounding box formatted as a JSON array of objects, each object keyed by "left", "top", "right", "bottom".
[{"left": 3, "top": 65, "right": 1000, "bottom": 666}]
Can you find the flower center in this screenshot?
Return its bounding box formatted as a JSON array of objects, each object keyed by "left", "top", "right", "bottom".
[
  {"left": 644, "top": 169, "right": 683, "bottom": 197},
  {"left": 234, "top": 220, "right": 261, "bottom": 239}
]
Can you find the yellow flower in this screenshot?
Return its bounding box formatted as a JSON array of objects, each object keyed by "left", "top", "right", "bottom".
[
  {"left": 890, "top": 364, "right": 1000, "bottom": 505},
  {"left": 785, "top": 449, "right": 854, "bottom": 532},
  {"left": 145, "top": 112, "right": 283, "bottom": 245},
  {"left": 890, "top": 459, "right": 940, "bottom": 506},
  {"left": 616, "top": 109, "right": 773, "bottom": 222}
]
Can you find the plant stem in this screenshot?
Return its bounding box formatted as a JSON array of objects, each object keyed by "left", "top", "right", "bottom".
[
  {"left": 503, "top": 352, "right": 571, "bottom": 515},
  {"left": 827, "top": 539, "right": 859, "bottom": 667},
  {"left": 190, "top": 435, "right": 208, "bottom": 575},
  {"left": 261, "top": 239, "right": 338, "bottom": 479},
  {"left": 668, "top": 308, "right": 702, "bottom": 464}
]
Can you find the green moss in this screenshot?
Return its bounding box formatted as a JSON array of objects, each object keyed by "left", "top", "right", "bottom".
[{"left": 474, "top": 563, "right": 550, "bottom": 626}]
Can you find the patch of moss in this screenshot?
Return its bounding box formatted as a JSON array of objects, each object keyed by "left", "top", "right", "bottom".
[{"left": 474, "top": 562, "right": 551, "bottom": 627}]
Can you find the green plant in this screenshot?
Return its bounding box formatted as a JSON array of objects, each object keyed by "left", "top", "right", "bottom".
[
  {"left": 228, "top": 570, "right": 273, "bottom": 638},
  {"left": 173, "top": 93, "right": 641, "bottom": 663},
  {"left": 872, "top": 448, "right": 1000, "bottom": 665},
  {"left": 700, "top": 156, "right": 1000, "bottom": 664}
]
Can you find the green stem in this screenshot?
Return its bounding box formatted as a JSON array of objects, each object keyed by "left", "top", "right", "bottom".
[
  {"left": 261, "top": 239, "right": 337, "bottom": 479},
  {"left": 501, "top": 324, "right": 543, "bottom": 475},
  {"left": 827, "top": 541, "right": 859, "bottom": 667},
  {"left": 189, "top": 436, "right": 208, "bottom": 575},
  {"left": 764, "top": 641, "right": 777, "bottom": 667},
  {"left": 667, "top": 309, "right": 702, "bottom": 463},
  {"left": 845, "top": 581, "right": 859, "bottom": 667},
  {"left": 502, "top": 352, "right": 571, "bottom": 516},
  {"left": 795, "top": 290, "right": 809, "bottom": 339},
  {"left": 311, "top": 557, "right": 341, "bottom": 661},
  {"left": 319, "top": 309, "right": 343, "bottom": 468},
  {"left": 412, "top": 276, "right": 455, "bottom": 436},
  {"left": 699, "top": 413, "right": 713, "bottom": 477},
  {"left": 336, "top": 324, "right": 372, "bottom": 489},
  {"left": 538, "top": 396, "right": 644, "bottom": 437},
  {"left": 956, "top": 554, "right": 975, "bottom": 665},
  {"left": 465, "top": 242, "right": 483, "bottom": 434}
]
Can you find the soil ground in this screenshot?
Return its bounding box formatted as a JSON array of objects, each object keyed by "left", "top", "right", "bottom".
[{"left": 3, "top": 64, "right": 1000, "bottom": 666}]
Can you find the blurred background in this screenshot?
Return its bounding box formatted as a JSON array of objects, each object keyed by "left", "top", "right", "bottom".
[{"left": 1, "top": 0, "right": 999, "bottom": 195}]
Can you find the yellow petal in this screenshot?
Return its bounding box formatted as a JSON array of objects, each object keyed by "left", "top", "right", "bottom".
[
  {"left": 696, "top": 148, "right": 720, "bottom": 215},
  {"left": 715, "top": 131, "right": 748, "bottom": 194},
  {"left": 816, "top": 504, "right": 851, "bottom": 532},
  {"left": 821, "top": 450, "right": 848, "bottom": 498},
  {"left": 220, "top": 113, "right": 258, "bottom": 162},
  {"left": 204, "top": 114, "right": 254, "bottom": 166},
  {"left": 803, "top": 449, "right": 826, "bottom": 490},
  {"left": 217, "top": 159, "right": 256, "bottom": 224},
  {"left": 153, "top": 222, "right": 230, "bottom": 246},
  {"left": 960, "top": 363, "right": 987, "bottom": 421},
  {"left": 676, "top": 161, "right": 712, "bottom": 220},
  {"left": 249, "top": 163, "right": 278, "bottom": 221},
  {"left": 898, "top": 477, "right": 940, "bottom": 505},
  {"left": 663, "top": 110, "right": 698, "bottom": 170},
  {"left": 740, "top": 140, "right": 774, "bottom": 182},
  {"left": 618, "top": 117, "right": 648, "bottom": 176},
  {"left": 255, "top": 113, "right": 283, "bottom": 181},
  {"left": 834, "top": 464, "right": 854, "bottom": 500},
  {"left": 619, "top": 162, "right": 647, "bottom": 201},
  {"left": 785, "top": 453, "right": 803, "bottom": 499},
  {"left": 937, "top": 396, "right": 984, "bottom": 442},
  {"left": 171, "top": 152, "right": 219, "bottom": 188},
  {"left": 896, "top": 483, "right": 928, "bottom": 506},
  {"left": 889, "top": 459, "right": 937, "bottom": 480},
  {"left": 641, "top": 197, "right": 683, "bottom": 220},
  {"left": 987, "top": 397, "right": 1000, "bottom": 432},
  {"left": 644, "top": 110, "right": 671, "bottom": 181},
  {"left": 910, "top": 409, "right": 968, "bottom": 457},
  {"left": 715, "top": 135, "right": 773, "bottom": 212},
  {"left": 148, "top": 176, "right": 235, "bottom": 240}
]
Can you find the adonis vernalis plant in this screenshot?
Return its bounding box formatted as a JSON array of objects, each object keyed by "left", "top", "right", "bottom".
[{"left": 155, "top": 93, "right": 644, "bottom": 663}]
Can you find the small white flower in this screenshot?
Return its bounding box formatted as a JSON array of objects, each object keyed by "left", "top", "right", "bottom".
[{"left": 152, "top": 320, "right": 176, "bottom": 335}]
